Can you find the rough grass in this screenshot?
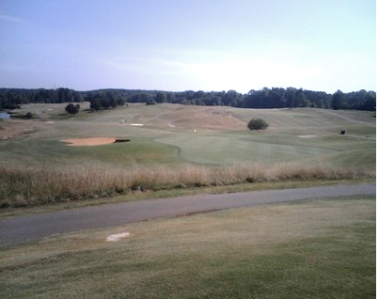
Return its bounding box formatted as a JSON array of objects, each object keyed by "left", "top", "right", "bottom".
[
  {"left": 0, "top": 162, "right": 373, "bottom": 208},
  {"left": 0, "top": 197, "right": 375, "bottom": 298}
]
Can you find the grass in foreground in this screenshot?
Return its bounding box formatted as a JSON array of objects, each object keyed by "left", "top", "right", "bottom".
[{"left": 0, "top": 196, "right": 375, "bottom": 299}]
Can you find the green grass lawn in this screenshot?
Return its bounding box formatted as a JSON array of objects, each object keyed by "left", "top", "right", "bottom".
[
  {"left": 0, "top": 103, "right": 375, "bottom": 207},
  {"left": 0, "top": 105, "right": 375, "bottom": 297},
  {"left": 0, "top": 104, "right": 375, "bottom": 170},
  {"left": 156, "top": 132, "right": 339, "bottom": 165},
  {"left": 1, "top": 196, "right": 375, "bottom": 299}
]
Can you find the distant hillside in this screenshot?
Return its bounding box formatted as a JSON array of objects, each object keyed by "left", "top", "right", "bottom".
[{"left": 0, "top": 87, "right": 375, "bottom": 111}]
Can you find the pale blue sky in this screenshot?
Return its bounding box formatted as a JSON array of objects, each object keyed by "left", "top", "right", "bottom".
[{"left": 0, "top": 0, "right": 376, "bottom": 93}]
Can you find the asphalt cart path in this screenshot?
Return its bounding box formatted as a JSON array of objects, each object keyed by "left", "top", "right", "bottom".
[{"left": 0, "top": 184, "right": 375, "bottom": 246}]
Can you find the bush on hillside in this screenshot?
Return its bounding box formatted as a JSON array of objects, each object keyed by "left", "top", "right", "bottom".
[
  {"left": 247, "top": 118, "right": 269, "bottom": 130},
  {"left": 65, "top": 103, "right": 80, "bottom": 115}
]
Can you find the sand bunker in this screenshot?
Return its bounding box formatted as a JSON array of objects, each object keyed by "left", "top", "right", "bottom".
[{"left": 62, "top": 137, "right": 116, "bottom": 146}]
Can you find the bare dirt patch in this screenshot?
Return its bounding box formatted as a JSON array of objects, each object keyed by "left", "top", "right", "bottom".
[{"left": 62, "top": 137, "right": 117, "bottom": 146}]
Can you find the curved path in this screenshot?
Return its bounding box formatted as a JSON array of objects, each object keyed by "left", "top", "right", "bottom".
[{"left": 0, "top": 184, "right": 375, "bottom": 246}]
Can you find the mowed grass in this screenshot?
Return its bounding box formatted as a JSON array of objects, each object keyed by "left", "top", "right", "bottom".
[
  {"left": 0, "top": 103, "right": 375, "bottom": 169},
  {"left": 0, "top": 105, "right": 375, "bottom": 297},
  {"left": 157, "top": 132, "right": 337, "bottom": 165},
  {"left": 0, "top": 104, "right": 375, "bottom": 206},
  {"left": 0, "top": 196, "right": 375, "bottom": 299}
]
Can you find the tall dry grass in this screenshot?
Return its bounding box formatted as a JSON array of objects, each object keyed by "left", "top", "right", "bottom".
[{"left": 0, "top": 162, "right": 373, "bottom": 207}]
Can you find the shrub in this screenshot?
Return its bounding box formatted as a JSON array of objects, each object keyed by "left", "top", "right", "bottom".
[
  {"left": 65, "top": 103, "right": 79, "bottom": 115},
  {"left": 247, "top": 118, "right": 269, "bottom": 130}
]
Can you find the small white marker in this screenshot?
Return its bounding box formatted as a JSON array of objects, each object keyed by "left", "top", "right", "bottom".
[{"left": 106, "top": 232, "right": 130, "bottom": 242}]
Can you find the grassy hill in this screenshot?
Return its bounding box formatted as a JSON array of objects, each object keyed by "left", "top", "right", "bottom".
[
  {"left": 0, "top": 104, "right": 375, "bottom": 298},
  {"left": 1, "top": 103, "right": 375, "bottom": 166},
  {"left": 0, "top": 103, "right": 375, "bottom": 206}
]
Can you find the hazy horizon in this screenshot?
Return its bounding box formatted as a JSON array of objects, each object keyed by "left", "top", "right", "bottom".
[{"left": 1, "top": 0, "right": 376, "bottom": 94}]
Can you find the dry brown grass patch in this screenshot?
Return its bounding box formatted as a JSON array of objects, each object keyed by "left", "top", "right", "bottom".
[
  {"left": 0, "top": 162, "right": 373, "bottom": 208},
  {"left": 0, "top": 119, "right": 37, "bottom": 140}
]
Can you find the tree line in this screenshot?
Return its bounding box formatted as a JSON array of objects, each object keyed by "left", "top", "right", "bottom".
[{"left": 0, "top": 87, "right": 375, "bottom": 111}]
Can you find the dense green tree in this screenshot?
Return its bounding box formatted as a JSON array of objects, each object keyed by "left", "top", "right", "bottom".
[
  {"left": 223, "top": 90, "right": 239, "bottom": 106},
  {"left": 146, "top": 98, "right": 156, "bottom": 105},
  {"left": 57, "top": 88, "right": 72, "bottom": 102},
  {"left": 0, "top": 87, "right": 375, "bottom": 111},
  {"left": 362, "top": 91, "right": 376, "bottom": 111},
  {"left": 65, "top": 103, "right": 79, "bottom": 115},
  {"left": 117, "top": 97, "right": 126, "bottom": 106},
  {"left": 166, "top": 93, "right": 176, "bottom": 103},
  {"left": 296, "top": 92, "right": 310, "bottom": 107},
  {"left": 155, "top": 92, "right": 166, "bottom": 104},
  {"left": 72, "top": 92, "right": 84, "bottom": 103},
  {"left": 129, "top": 93, "right": 149, "bottom": 103},
  {"left": 331, "top": 90, "right": 346, "bottom": 110},
  {"left": 248, "top": 118, "right": 269, "bottom": 130},
  {"left": 90, "top": 98, "right": 102, "bottom": 110}
]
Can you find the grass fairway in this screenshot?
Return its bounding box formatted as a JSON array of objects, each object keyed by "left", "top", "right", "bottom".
[
  {"left": 0, "top": 103, "right": 375, "bottom": 206},
  {"left": 0, "top": 196, "right": 375, "bottom": 298},
  {"left": 0, "top": 103, "right": 375, "bottom": 169}
]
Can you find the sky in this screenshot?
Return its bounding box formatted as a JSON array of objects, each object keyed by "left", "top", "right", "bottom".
[{"left": 0, "top": 0, "right": 376, "bottom": 93}]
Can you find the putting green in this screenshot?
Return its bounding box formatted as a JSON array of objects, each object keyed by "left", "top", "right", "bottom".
[{"left": 156, "top": 133, "right": 337, "bottom": 165}]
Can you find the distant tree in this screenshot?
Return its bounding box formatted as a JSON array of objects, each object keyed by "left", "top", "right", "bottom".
[
  {"left": 65, "top": 103, "right": 79, "bottom": 115},
  {"left": 0, "top": 87, "right": 375, "bottom": 111},
  {"left": 100, "top": 98, "right": 111, "bottom": 109},
  {"left": 247, "top": 118, "right": 269, "bottom": 130},
  {"left": 117, "top": 97, "right": 126, "bottom": 106},
  {"left": 331, "top": 90, "right": 346, "bottom": 110},
  {"left": 155, "top": 92, "right": 166, "bottom": 104},
  {"left": 362, "top": 91, "right": 376, "bottom": 111},
  {"left": 57, "top": 88, "right": 71, "bottom": 103},
  {"left": 110, "top": 98, "right": 117, "bottom": 108},
  {"left": 285, "top": 87, "right": 297, "bottom": 107},
  {"left": 223, "top": 90, "right": 239, "bottom": 106},
  {"left": 130, "top": 93, "right": 149, "bottom": 103},
  {"left": 146, "top": 99, "right": 156, "bottom": 105},
  {"left": 270, "top": 88, "right": 287, "bottom": 107},
  {"left": 34, "top": 89, "right": 58, "bottom": 103},
  {"left": 72, "top": 92, "right": 84, "bottom": 103},
  {"left": 205, "top": 92, "right": 222, "bottom": 106},
  {"left": 296, "top": 92, "right": 310, "bottom": 107},
  {"left": 166, "top": 93, "right": 176, "bottom": 103},
  {"left": 90, "top": 99, "right": 102, "bottom": 110}
]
